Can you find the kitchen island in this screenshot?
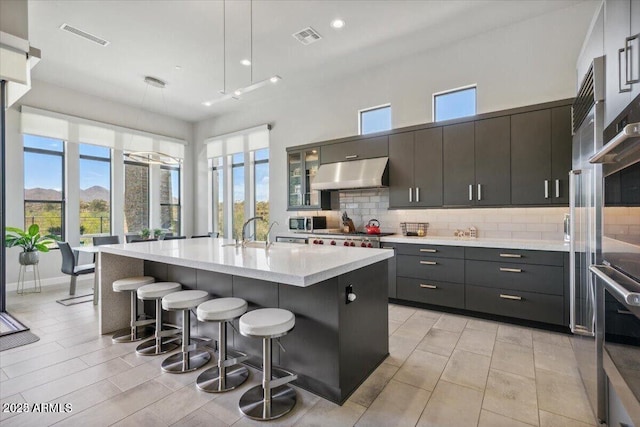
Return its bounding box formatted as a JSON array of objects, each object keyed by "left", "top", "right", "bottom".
[{"left": 97, "top": 238, "right": 393, "bottom": 403}]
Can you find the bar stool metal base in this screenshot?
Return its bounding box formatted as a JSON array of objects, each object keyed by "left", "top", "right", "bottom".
[
  {"left": 239, "top": 384, "right": 297, "bottom": 421},
  {"left": 135, "top": 336, "right": 180, "bottom": 355},
  {"left": 161, "top": 349, "right": 210, "bottom": 373},
  {"left": 112, "top": 325, "right": 155, "bottom": 343},
  {"left": 197, "top": 364, "right": 249, "bottom": 392}
]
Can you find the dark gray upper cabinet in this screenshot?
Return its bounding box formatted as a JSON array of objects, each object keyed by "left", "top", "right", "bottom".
[
  {"left": 551, "top": 106, "right": 572, "bottom": 204},
  {"left": 320, "top": 136, "right": 388, "bottom": 164},
  {"left": 443, "top": 122, "right": 475, "bottom": 206},
  {"left": 511, "top": 109, "right": 552, "bottom": 205},
  {"left": 389, "top": 129, "right": 443, "bottom": 208},
  {"left": 511, "top": 107, "right": 572, "bottom": 206},
  {"left": 474, "top": 116, "right": 511, "bottom": 206}
]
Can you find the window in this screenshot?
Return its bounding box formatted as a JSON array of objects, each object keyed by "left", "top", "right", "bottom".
[
  {"left": 23, "top": 135, "right": 65, "bottom": 240},
  {"left": 160, "top": 165, "right": 181, "bottom": 234},
  {"left": 359, "top": 104, "right": 391, "bottom": 135},
  {"left": 433, "top": 86, "right": 476, "bottom": 122},
  {"left": 79, "top": 144, "right": 111, "bottom": 245},
  {"left": 211, "top": 157, "right": 225, "bottom": 237},
  {"left": 232, "top": 153, "right": 245, "bottom": 240},
  {"left": 123, "top": 159, "right": 149, "bottom": 233},
  {"left": 254, "top": 148, "right": 269, "bottom": 241}
]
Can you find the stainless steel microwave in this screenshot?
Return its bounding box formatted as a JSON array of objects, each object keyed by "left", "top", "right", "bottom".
[{"left": 288, "top": 216, "right": 327, "bottom": 232}]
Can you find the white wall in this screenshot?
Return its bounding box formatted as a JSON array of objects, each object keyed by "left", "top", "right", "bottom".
[
  {"left": 5, "top": 80, "right": 194, "bottom": 287},
  {"left": 193, "top": 2, "right": 598, "bottom": 236}
]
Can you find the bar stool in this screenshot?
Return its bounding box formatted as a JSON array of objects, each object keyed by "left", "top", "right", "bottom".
[
  {"left": 238, "top": 308, "right": 298, "bottom": 421},
  {"left": 161, "top": 290, "right": 211, "bottom": 373},
  {"left": 135, "top": 282, "right": 182, "bottom": 355},
  {"left": 111, "top": 276, "right": 156, "bottom": 342},
  {"left": 196, "top": 298, "right": 250, "bottom": 393}
]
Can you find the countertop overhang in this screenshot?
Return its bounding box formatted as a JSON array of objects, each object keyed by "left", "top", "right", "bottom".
[{"left": 98, "top": 238, "right": 393, "bottom": 287}]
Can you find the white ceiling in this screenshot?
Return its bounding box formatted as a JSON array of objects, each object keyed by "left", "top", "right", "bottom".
[{"left": 28, "top": 0, "right": 586, "bottom": 123}]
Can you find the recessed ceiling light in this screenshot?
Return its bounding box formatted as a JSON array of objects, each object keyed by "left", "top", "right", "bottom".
[
  {"left": 240, "top": 59, "right": 251, "bottom": 66},
  {"left": 234, "top": 90, "right": 242, "bottom": 96},
  {"left": 203, "top": 101, "right": 212, "bottom": 107},
  {"left": 175, "top": 65, "right": 182, "bottom": 70},
  {"left": 330, "top": 19, "right": 345, "bottom": 29},
  {"left": 270, "top": 76, "right": 281, "bottom": 83}
]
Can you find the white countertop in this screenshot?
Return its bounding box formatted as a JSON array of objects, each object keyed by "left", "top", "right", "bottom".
[
  {"left": 380, "top": 235, "right": 569, "bottom": 251},
  {"left": 98, "top": 238, "right": 393, "bottom": 287},
  {"left": 277, "top": 231, "right": 569, "bottom": 252}
]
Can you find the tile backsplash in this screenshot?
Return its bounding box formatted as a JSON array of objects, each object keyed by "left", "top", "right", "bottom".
[{"left": 297, "top": 189, "right": 569, "bottom": 241}]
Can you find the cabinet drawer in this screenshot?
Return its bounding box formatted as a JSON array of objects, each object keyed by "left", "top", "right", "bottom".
[
  {"left": 396, "top": 243, "right": 464, "bottom": 259},
  {"left": 397, "top": 277, "right": 464, "bottom": 309},
  {"left": 397, "top": 255, "right": 464, "bottom": 283},
  {"left": 466, "top": 285, "right": 564, "bottom": 325},
  {"left": 320, "top": 136, "right": 388, "bottom": 164},
  {"left": 465, "top": 247, "right": 563, "bottom": 266},
  {"left": 465, "top": 260, "right": 563, "bottom": 295}
]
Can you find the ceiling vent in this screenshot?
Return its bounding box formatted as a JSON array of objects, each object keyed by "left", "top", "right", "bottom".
[
  {"left": 59, "top": 23, "right": 110, "bottom": 46},
  {"left": 292, "top": 27, "right": 322, "bottom": 45}
]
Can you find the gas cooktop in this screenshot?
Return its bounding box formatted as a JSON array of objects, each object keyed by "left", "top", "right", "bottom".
[{"left": 310, "top": 231, "right": 395, "bottom": 237}]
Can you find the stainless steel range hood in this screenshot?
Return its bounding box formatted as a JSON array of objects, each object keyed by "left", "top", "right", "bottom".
[{"left": 310, "top": 157, "right": 389, "bottom": 191}]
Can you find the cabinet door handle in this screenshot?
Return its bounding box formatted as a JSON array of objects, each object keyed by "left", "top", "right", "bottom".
[
  {"left": 469, "top": 184, "right": 473, "bottom": 201},
  {"left": 381, "top": 246, "right": 394, "bottom": 249},
  {"left": 420, "top": 260, "right": 438, "bottom": 265},
  {"left": 500, "top": 267, "right": 522, "bottom": 273},
  {"left": 500, "top": 294, "right": 522, "bottom": 301},
  {"left": 544, "top": 180, "right": 549, "bottom": 198},
  {"left": 619, "top": 47, "right": 632, "bottom": 93},
  {"left": 555, "top": 179, "right": 560, "bottom": 198},
  {"left": 409, "top": 187, "right": 413, "bottom": 203},
  {"left": 419, "top": 284, "right": 437, "bottom": 289},
  {"left": 345, "top": 154, "right": 358, "bottom": 159},
  {"left": 626, "top": 33, "right": 640, "bottom": 84},
  {"left": 416, "top": 187, "right": 420, "bottom": 202},
  {"left": 477, "top": 184, "right": 482, "bottom": 201},
  {"left": 499, "top": 253, "right": 522, "bottom": 258},
  {"left": 419, "top": 248, "right": 437, "bottom": 253}
]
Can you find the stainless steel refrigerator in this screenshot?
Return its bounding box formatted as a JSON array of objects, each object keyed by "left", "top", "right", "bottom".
[{"left": 570, "top": 56, "right": 606, "bottom": 424}]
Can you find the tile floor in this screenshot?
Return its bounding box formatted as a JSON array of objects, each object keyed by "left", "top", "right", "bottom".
[{"left": 0, "top": 283, "right": 598, "bottom": 426}]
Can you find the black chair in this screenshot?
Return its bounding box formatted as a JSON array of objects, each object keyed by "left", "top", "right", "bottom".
[
  {"left": 191, "top": 232, "right": 219, "bottom": 238},
  {"left": 163, "top": 235, "right": 186, "bottom": 240},
  {"left": 58, "top": 242, "right": 95, "bottom": 296},
  {"left": 93, "top": 235, "right": 120, "bottom": 246},
  {"left": 129, "top": 238, "right": 158, "bottom": 243}
]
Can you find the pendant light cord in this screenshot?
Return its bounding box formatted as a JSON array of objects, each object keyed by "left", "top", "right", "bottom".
[
  {"left": 223, "top": 0, "right": 226, "bottom": 94},
  {"left": 250, "top": 0, "right": 253, "bottom": 84}
]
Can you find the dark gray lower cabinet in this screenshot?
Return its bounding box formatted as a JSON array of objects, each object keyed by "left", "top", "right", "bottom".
[
  {"left": 465, "top": 285, "right": 564, "bottom": 325},
  {"left": 393, "top": 244, "right": 569, "bottom": 326},
  {"left": 397, "top": 278, "right": 464, "bottom": 308}
]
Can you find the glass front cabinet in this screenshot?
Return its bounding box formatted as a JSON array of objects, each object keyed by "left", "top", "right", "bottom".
[{"left": 287, "top": 147, "right": 334, "bottom": 210}]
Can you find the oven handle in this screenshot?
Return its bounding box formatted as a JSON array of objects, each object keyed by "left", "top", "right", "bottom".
[{"left": 589, "top": 265, "right": 640, "bottom": 307}]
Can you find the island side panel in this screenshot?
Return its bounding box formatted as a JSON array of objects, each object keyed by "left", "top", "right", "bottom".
[
  {"left": 279, "top": 276, "right": 341, "bottom": 402},
  {"left": 339, "top": 260, "right": 389, "bottom": 397},
  {"left": 100, "top": 252, "right": 144, "bottom": 335}
]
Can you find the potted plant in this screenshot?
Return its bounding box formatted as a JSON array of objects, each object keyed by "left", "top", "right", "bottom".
[
  {"left": 153, "top": 228, "right": 165, "bottom": 240},
  {"left": 139, "top": 227, "right": 151, "bottom": 240},
  {"left": 5, "top": 224, "right": 59, "bottom": 265}
]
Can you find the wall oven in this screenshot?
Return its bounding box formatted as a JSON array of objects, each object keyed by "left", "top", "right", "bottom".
[{"left": 590, "top": 95, "right": 640, "bottom": 426}]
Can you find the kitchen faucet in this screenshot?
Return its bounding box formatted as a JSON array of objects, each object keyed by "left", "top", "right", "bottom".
[
  {"left": 266, "top": 221, "right": 279, "bottom": 249},
  {"left": 241, "top": 216, "right": 264, "bottom": 247}
]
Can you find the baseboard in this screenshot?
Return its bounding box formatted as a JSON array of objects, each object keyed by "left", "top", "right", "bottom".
[{"left": 6, "top": 274, "right": 94, "bottom": 292}]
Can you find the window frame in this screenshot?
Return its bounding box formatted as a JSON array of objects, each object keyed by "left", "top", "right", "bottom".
[
  {"left": 253, "top": 148, "right": 269, "bottom": 241},
  {"left": 123, "top": 158, "right": 150, "bottom": 234},
  {"left": 358, "top": 103, "right": 392, "bottom": 135},
  {"left": 160, "top": 164, "right": 181, "bottom": 235},
  {"left": 79, "top": 145, "right": 112, "bottom": 241},
  {"left": 432, "top": 84, "right": 477, "bottom": 122},
  {"left": 23, "top": 138, "right": 66, "bottom": 241}
]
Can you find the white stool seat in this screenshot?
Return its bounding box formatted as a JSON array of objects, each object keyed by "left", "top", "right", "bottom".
[
  {"left": 138, "top": 282, "right": 182, "bottom": 300},
  {"left": 113, "top": 276, "right": 155, "bottom": 292},
  {"left": 240, "top": 308, "right": 295, "bottom": 338},
  {"left": 197, "top": 298, "right": 247, "bottom": 322},
  {"left": 162, "top": 290, "right": 209, "bottom": 310}
]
